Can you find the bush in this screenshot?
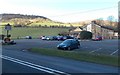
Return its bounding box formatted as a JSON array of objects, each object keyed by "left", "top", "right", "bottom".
[
  {"left": 0, "top": 35, "right": 5, "bottom": 40},
  {"left": 80, "top": 31, "right": 92, "bottom": 39},
  {"left": 58, "top": 31, "right": 69, "bottom": 36}
]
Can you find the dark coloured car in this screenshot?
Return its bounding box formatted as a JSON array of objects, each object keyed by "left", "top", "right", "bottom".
[
  {"left": 47, "top": 36, "right": 58, "bottom": 40},
  {"left": 57, "top": 39, "right": 80, "bottom": 50},
  {"left": 53, "top": 36, "right": 58, "bottom": 40},
  {"left": 57, "top": 36, "right": 64, "bottom": 41},
  {"left": 63, "top": 36, "right": 74, "bottom": 40}
]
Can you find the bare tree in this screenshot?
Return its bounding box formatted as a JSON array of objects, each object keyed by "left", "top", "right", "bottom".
[
  {"left": 107, "top": 16, "right": 114, "bottom": 26},
  {"left": 96, "top": 18, "right": 104, "bottom": 25}
]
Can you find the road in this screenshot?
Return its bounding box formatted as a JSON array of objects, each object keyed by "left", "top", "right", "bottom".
[
  {"left": 2, "top": 59, "right": 45, "bottom": 73},
  {"left": 1, "top": 49, "right": 119, "bottom": 74}
]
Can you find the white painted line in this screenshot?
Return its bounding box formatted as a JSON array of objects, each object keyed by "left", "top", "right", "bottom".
[
  {"left": 110, "top": 49, "right": 119, "bottom": 55},
  {"left": 1, "top": 55, "right": 54, "bottom": 74},
  {"left": 89, "top": 48, "right": 102, "bottom": 53},
  {"left": 0, "top": 55, "right": 70, "bottom": 75}
]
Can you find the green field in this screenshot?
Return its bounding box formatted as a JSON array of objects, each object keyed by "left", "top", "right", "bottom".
[
  {"left": 1, "top": 22, "right": 82, "bottom": 27},
  {"left": 29, "top": 22, "right": 82, "bottom": 27},
  {"left": 1, "top": 27, "right": 69, "bottom": 39}
]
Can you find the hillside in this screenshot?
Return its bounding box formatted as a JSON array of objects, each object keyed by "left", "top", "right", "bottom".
[
  {"left": 1, "top": 14, "right": 52, "bottom": 26},
  {"left": 0, "top": 14, "right": 118, "bottom": 29},
  {"left": 1, "top": 14, "right": 63, "bottom": 26},
  {"left": 0, "top": 14, "right": 82, "bottom": 27},
  {"left": 1, "top": 13, "right": 49, "bottom": 20}
]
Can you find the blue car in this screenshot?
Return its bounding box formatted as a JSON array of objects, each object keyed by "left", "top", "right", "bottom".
[{"left": 57, "top": 39, "right": 80, "bottom": 50}]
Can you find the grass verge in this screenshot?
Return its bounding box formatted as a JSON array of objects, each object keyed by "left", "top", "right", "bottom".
[{"left": 29, "top": 48, "right": 119, "bottom": 67}]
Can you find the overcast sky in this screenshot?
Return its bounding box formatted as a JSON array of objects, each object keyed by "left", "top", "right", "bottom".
[{"left": 0, "top": 0, "right": 119, "bottom": 22}]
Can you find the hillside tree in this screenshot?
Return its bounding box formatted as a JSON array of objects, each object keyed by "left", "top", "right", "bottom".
[
  {"left": 96, "top": 18, "right": 104, "bottom": 25},
  {"left": 107, "top": 16, "right": 115, "bottom": 26}
]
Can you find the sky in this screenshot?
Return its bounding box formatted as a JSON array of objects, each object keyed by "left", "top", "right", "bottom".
[{"left": 0, "top": 0, "right": 119, "bottom": 23}]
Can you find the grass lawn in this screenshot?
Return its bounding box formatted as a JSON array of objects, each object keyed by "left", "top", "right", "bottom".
[
  {"left": 1, "top": 27, "right": 69, "bottom": 39},
  {"left": 29, "top": 48, "right": 119, "bottom": 67}
]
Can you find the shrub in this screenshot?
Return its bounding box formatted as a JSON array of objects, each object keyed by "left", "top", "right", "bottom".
[
  {"left": 58, "top": 31, "right": 69, "bottom": 36},
  {"left": 80, "top": 31, "right": 92, "bottom": 39}
]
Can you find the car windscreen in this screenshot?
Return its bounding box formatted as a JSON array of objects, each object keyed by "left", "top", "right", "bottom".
[{"left": 62, "top": 40, "right": 71, "bottom": 44}]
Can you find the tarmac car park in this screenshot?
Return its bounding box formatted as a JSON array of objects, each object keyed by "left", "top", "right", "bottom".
[{"left": 2, "top": 39, "right": 118, "bottom": 56}]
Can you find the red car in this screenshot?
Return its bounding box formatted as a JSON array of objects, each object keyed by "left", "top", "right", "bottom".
[{"left": 93, "top": 36, "right": 102, "bottom": 41}]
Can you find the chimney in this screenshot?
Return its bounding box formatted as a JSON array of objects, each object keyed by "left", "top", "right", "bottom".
[{"left": 91, "top": 21, "right": 97, "bottom": 24}]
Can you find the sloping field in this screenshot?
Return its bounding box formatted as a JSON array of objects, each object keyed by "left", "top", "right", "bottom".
[{"left": 2, "top": 27, "right": 69, "bottom": 39}]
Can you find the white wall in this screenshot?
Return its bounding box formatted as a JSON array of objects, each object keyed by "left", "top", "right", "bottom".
[
  {"left": 86, "top": 24, "right": 92, "bottom": 32},
  {"left": 114, "top": 32, "right": 118, "bottom": 37}
]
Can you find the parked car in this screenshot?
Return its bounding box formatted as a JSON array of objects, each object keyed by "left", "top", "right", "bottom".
[
  {"left": 63, "top": 36, "right": 74, "bottom": 40},
  {"left": 52, "top": 36, "right": 58, "bottom": 40},
  {"left": 25, "top": 36, "right": 32, "bottom": 39},
  {"left": 92, "top": 36, "right": 102, "bottom": 41},
  {"left": 57, "top": 39, "right": 80, "bottom": 50},
  {"left": 41, "top": 36, "right": 47, "bottom": 40},
  {"left": 46, "top": 36, "right": 54, "bottom": 40},
  {"left": 57, "top": 36, "right": 64, "bottom": 41},
  {"left": 39, "top": 36, "right": 43, "bottom": 39}
]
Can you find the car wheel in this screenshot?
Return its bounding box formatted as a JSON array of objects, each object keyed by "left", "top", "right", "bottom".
[
  {"left": 77, "top": 45, "right": 80, "bottom": 49},
  {"left": 68, "top": 47, "right": 71, "bottom": 50},
  {"left": 63, "top": 48, "right": 66, "bottom": 50}
]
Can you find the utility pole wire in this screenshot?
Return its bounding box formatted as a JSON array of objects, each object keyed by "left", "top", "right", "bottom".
[{"left": 48, "top": 6, "right": 117, "bottom": 17}]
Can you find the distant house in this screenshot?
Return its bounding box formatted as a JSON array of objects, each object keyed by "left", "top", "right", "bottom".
[
  {"left": 69, "top": 27, "right": 83, "bottom": 38},
  {"left": 83, "top": 21, "right": 118, "bottom": 39},
  {"left": 114, "top": 32, "right": 118, "bottom": 39},
  {"left": 69, "top": 21, "right": 118, "bottom": 39}
]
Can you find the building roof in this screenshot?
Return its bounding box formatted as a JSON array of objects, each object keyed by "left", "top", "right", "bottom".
[
  {"left": 72, "top": 27, "right": 83, "bottom": 32},
  {"left": 69, "top": 27, "right": 83, "bottom": 34}
]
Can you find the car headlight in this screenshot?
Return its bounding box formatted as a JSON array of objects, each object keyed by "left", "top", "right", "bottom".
[{"left": 57, "top": 45, "right": 59, "bottom": 47}]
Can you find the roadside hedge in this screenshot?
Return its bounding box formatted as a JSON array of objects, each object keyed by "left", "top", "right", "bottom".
[{"left": 80, "top": 31, "right": 92, "bottom": 40}]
